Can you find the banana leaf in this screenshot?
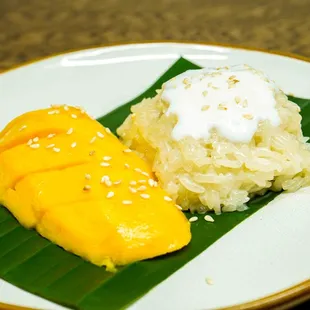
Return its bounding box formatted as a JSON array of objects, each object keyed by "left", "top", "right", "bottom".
[{"left": 0, "top": 58, "right": 309, "bottom": 310}]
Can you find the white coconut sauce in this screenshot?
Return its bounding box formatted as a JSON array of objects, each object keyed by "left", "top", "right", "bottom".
[{"left": 161, "top": 65, "right": 281, "bottom": 143}]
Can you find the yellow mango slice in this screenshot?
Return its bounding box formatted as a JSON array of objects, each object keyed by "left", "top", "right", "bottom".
[{"left": 0, "top": 106, "right": 191, "bottom": 269}]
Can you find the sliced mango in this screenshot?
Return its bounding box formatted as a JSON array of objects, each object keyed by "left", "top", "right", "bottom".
[{"left": 0, "top": 106, "right": 191, "bottom": 269}]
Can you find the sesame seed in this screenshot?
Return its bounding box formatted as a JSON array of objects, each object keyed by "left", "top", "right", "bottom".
[
  {"left": 235, "top": 96, "right": 241, "bottom": 104},
  {"left": 164, "top": 196, "right": 173, "bottom": 202},
  {"left": 207, "top": 82, "right": 212, "bottom": 87},
  {"left": 103, "top": 156, "right": 112, "bottom": 161},
  {"left": 122, "top": 200, "right": 132, "bottom": 205},
  {"left": 89, "top": 150, "right": 95, "bottom": 156},
  {"left": 67, "top": 128, "right": 73, "bottom": 135},
  {"left": 53, "top": 147, "right": 60, "bottom": 153},
  {"left": 185, "top": 84, "right": 191, "bottom": 89},
  {"left": 129, "top": 181, "right": 137, "bottom": 186},
  {"left": 33, "top": 137, "right": 39, "bottom": 143},
  {"left": 123, "top": 149, "right": 132, "bottom": 153},
  {"left": 106, "top": 191, "right": 115, "bottom": 199},
  {"left": 71, "top": 142, "right": 77, "bottom": 148},
  {"left": 83, "top": 185, "right": 91, "bottom": 191},
  {"left": 242, "top": 99, "right": 248, "bottom": 108},
  {"left": 140, "top": 193, "right": 150, "bottom": 199},
  {"left": 129, "top": 187, "right": 137, "bottom": 193},
  {"left": 64, "top": 105, "right": 69, "bottom": 111},
  {"left": 90, "top": 136, "right": 96, "bottom": 144},
  {"left": 48, "top": 110, "right": 57, "bottom": 115},
  {"left": 100, "top": 176, "right": 109, "bottom": 184},
  {"left": 148, "top": 179, "right": 156, "bottom": 187},
  {"left": 189, "top": 216, "right": 198, "bottom": 223},
  {"left": 204, "top": 215, "right": 214, "bottom": 222},
  {"left": 243, "top": 114, "right": 253, "bottom": 120},
  {"left": 30, "top": 143, "right": 40, "bottom": 149},
  {"left": 71, "top": 114, "right": 77, "bottom": 119},
  {"left": 202, "top": 91, "right": 208, "bottom": 97},
  {"left": 85, "top": 174, "right": 91, "bottom": 180},
  {"left": 46, "top": 144, "right": 55, "bottom": 149},
  {"left": 27, "top": 139, "right": 33, "bottom": 146},
  {"left": 201, "top": 105, "right": 210, "bottom": 111},
  {"left": 105, "top": 180, "right": 112, "bottom": 187},
  {"left": 205, "top": 278, "right": 213, "bottom": 285},
  {"left": 137, "top": 185, "right": 147, "bottom": 191},
  {"left": 134, "top": 168, "right": 142, "bottom": 173},
  {"left": 138, "top": 180, "right": 146, "bottom": 184},
  {"left": 97, "top": 131, "right": 104, "bottom": 138},
  {"left": 124, "top": 163, "right": 130, "bottom": 169},
  {"left": 218, "top": 103, "right": 227, "bottom": 111},
  {"left": 142, "top": 172, "right": 149, "bottom": 177},
  {"left": 100, "top": 162, "right": 110, "bottom": 167},
  {"left": 114, "top": 180, "right": 122, "bottom": 185},
  {"left": 19, "top": 125, "right": 27, "bottom": 131},
  {"left": 105, "top": 128, "right": 111, "bottom": 134},
  {"left": 47, "top": 134, "right": 55, "bottom": 139},
  {"left": 176, "top": 205, "right": 183, "bottom": 210}
]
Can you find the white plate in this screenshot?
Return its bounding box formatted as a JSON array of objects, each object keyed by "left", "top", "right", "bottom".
[{"left": 0, "top": 42, "right": 310, "bottom": 310}]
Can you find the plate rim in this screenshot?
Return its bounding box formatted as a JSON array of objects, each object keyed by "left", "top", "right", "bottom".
[{"left": 0, "top": 40, "right": 309, "bottom": 310}]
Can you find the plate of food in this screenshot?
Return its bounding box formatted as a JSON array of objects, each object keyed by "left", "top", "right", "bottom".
[{"left": 0, "top": 42, "right": 309, "bottom": 310}]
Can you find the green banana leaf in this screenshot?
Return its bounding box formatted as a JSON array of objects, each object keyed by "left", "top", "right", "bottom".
[{"left": 0, "top": 58, "right": 309, "bottom": 310}]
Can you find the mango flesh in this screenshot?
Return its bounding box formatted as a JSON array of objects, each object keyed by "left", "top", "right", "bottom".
[{"left": 0, "top": 106, "right": 191, "bottom": 269}]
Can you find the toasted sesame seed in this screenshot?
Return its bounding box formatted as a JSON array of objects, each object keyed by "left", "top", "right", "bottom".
[
  {"left": 235, "top": 96, "right": 241, "bottom": 104},
  {"left": 30, "top": 143, "right": 40, "bottom": 149},
  {"left": 129, "top": 181, "right": 137, "bottom": 186},
  {"left": 123, "top": 149, "right": 132, "bottom": 153},
  {"left": 71, "top": 142, "right": 77, "bottom": 148},
  {"left": 129, "top": 187, "right": 137, "bottom": 193},
  {"left": 176, "top": 205, "right": 183, "bottom": 210},
  {"left": 64, "top": 105, "right": 69, "bottom": 111},
  {"left": 205, "top": 278, "right": 213, "bottom": 285},
  {"left": 202, "top": 91, "right": 208, "bottom": 97},
  {"left": 243, "top": 114, "right": 253, "bottom": 120},
  {"left": 67, "top": 128, "right": 74, "bottom": 135},
  {"left": 137, "top": 185, "right": 147, "bottom": 191},
  {"left": 124, "top": 163, "right": 130, "bottom": 169},
  {"left": 33, "top": 137, "right": 39, "bottom": 142},
  {"left": 53, "top": 147, "right": 60, "bottom": 153},
  {"left": 218, "top": 103, "right": 227, "bottom": 111},
  {"left": 19, "top": 125, "right": 27, "bottom": 131},
  {"left": 83, "top": 185, "right": 91, "bottom": 191},
  {"left": 89, "top": 150, "right": 95, "bottom": 156},
  {"left": 90, "top": 136, "right": 96, "bottom": 144},
  {"left": 27, "top": 139, "right": 33, "bottom": 146},
  {"left": 229, "top": 75, "right": 236, "bottom": 80},
  {"left": 85, "top": 174, "right": 91, "bottom": 180},
  {"left": 140, "top": 193, "right": 150, "bottom": 199},
  {"left": 71, "top": 114, "right": 77, "bottom": 119},
  {"left": 189, "top": 216, "right": 198, "bottom": 223},
  {"left": 103, "top": 156, "right": 112, "bottom": 161},
  {"left": 114, "top": 180, "right": 122, "bottom": 185},
  {"left": 46, "top": 144, "right": 55, "bottom": 149},
  {"left": 204, "top": 215, "right": 215, "bottom": 222},
  {"left": 106, "top": 191, "right": 115, "bottom": 198},
  {"left": 122, "top": 200, "right": 132, "bottom": 205},
  {"left": 201, "top": 105, "right": 210, "bottom": 111},
  {"left": 100, "top": 162, "right": 110, "bottom": 167},
  {"left": 105, "top": 128, "right": 111, "bottom": 134},
  {"left": 164, "top": 196, "right": 173, "bottom": 202},
  {"left": 138, "top": 180, "right": 146, "bottom": 184},
  {"left": 97, "top": 131, "right": 104, "bottom": 138},
  {"left": 47, "top": 134, "right": 55, "bottom": 139}
]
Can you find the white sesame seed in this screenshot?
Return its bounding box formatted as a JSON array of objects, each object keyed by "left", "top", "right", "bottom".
[
  {"left": 134, "top": 168, "right": 142, "bottom": 173},
  {"left": 47, "top": 134, "right": 55, "bottom": 139},
  {"left": 90, "top": 136, "right": 96, "bottom": 144},
  {"left": 83, "top": 185, "right": 91, "bottom": 191},
  {"left": 129, "top": 181, "right": 137, "bottom": 186},
  {"left": 27, "top": 139, "right": 33, "bottom": 146},
  {"left": 142, "top": 172, "right": 149, "bottom": 177},
  {"left": 204, "top": 215, "right": 214, "bottom": 222},
  {"left": 105, "top": 128, "right": 111, "bottom": 134},
  {"left": 114, "top": 180, "right": 122, "bottom": 185},
  {"left": 46, "top": 144, "right": 55, "bottom": 149},
  {"left": 100, "top": 162, "right": 110, "bottom": 167},
  {"left": 19, "top": 125, "right": 27, "bottom": 131},
  {"left": 33, "top": 137, "right": 39, "bottom": 143},
  {"left": 129, "top": 187, "right": 137, "bottom": 193},
  {"left": 137, "top": 185, "right": 147, "bottom": 191},
  {"left": 71, "top": 142, "right": 77, "bottom": 148},
  {"left": 71, "top": 114, "right": 77, "bottom": 119},
  {"left": 123, "top": 149, "right": 132, "bottom": 153},
  {"left": 122, "top": 200, "right": 132, "bottom": 205},
  {"left": 48, "top": 110, "right": 57, "bottom": 115},
  {"left": 164, "top": 196, "right": 173, "bottom": 202},
  {"left": 100, "top": 176, "right": 109, "bottom": 184},
  {"left": 205, "top": 278, "right": 213, "bottom": 285},
  {"left": 140, "top": 193, "right": 150, "bottom": 199},
  {"left": 103, "top": 156, "right": 112, "bottom": 161},
  {"left": 30, "top": 143, "right": 40, "bottom": 149},
  {"left": 176, "top": 205, "right": 183, "bottom": 210},
  {"left": 106, "top": 191, "right": 115, "bottom": 199},
  {"left": 124, "top": 163, "right": 130, "bottom": 169},
  {"left": 97, "top": 131, "right": 104, "bottom": 138},
  {"left": 64, "top": 105, "right": 69, "bottom": 111},
  {"left": 105, "top": 180, "right": 112, "bottom": 187},
  {"left": 154, "top": 181, "right": 158, "bottom": 187},
  {"left": 67, "top": 128, "right": 73, "bottom": 135},
  {"left": 148, "top": 179, "right": 156, "bottom": 187},
  {"left": 53, "top": 147, "right": 60, "bottom": 153},
  {"left": 189, "top": 216, "right": 198, "bottom": 223},
  {"left": 138, "top": 180, "right": 146, "bottom": 184},
  {"left": 85, "top": 174, "right": 91, "bottom": 180}
]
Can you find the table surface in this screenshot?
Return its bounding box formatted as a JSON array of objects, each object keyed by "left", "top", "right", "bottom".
[
  {"left": 1, "top": 0, "right": 310, "bottom": 71},
  {"left": 0, "top": 0, "right": 310, "bottom": 309}
]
